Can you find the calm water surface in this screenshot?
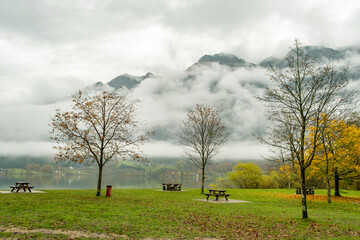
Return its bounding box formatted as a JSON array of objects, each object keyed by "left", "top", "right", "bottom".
[{"left": 0, "top": 171, "right": 213, "bottom": 190}]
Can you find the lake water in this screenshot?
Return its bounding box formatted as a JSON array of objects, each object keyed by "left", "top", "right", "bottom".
[{"left": 0, "top": 171, "right": 213, "bottom": 190}]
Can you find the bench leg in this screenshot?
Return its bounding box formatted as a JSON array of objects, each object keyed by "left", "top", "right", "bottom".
[
  {"left": 16, "top": 188, "right": 20, "bottom": 193},
  {"left": 206, "top": 195, "right": 209, "bottom": 201},
  {"left": 28, "top": 188, "right": 31, "bottom": 193},
  {"left": 225, "top": 195, "right": 228, "bottom": 201}
]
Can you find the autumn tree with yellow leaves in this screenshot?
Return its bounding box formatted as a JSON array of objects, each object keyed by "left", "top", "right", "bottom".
[
  {"left": 51, "top": 91, "right": 153, "bottom": 196},
  {"left": 308, "top": 116, "right": 360, "bottom": 202}
]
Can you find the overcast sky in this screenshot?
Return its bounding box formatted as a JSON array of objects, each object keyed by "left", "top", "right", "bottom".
[{"left": 1, "top": 0, "right": 360, "bottom": 160}]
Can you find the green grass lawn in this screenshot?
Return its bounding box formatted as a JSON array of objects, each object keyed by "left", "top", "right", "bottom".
[{"left": 0, "top": 188, "right": 359, "bottom": 239}]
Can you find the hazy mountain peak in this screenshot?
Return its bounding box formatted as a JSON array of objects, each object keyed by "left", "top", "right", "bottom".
[
  {"left": 107, "top": 72, "right": 156, "bottom": 89},
  {"left": 188, "top": 53, "right": 256, "bottom": 71},
  {"left": 92, "top": 81, "right": 104, "bottom": 90},
  {"left": 107, "top": 74, "right": 140, "bottom": 89},
  {"left": 198, "top": 53, "right": 246, "bottom": 66},
  {"left": 144, "top": 72, "right": 156, "bottom": 79},
  {"left": 302, "top": 46, "right": 345, "bottom": 60},
  {"left": 258, "top": 56, "right": 288, "bottom": 68},
  {"left": 259, "top": 45, "right": 347, "bottom": 68},
  {"left": 87, "top": 72, "right": 156, "bottom": 91}
]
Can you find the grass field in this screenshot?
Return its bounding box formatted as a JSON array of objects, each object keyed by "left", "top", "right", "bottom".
[{"left": 0, "top": 188, "right": 359, "bottom": 239}]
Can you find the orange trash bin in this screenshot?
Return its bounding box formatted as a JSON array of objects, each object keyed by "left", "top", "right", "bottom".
[{"left": 106, "top": 185, "right": 112, "bottom": 197}]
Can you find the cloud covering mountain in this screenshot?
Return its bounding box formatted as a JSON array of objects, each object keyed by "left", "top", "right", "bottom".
[
  {"left": 2, "top": 45, "right": 360, "bottom": 159},
  {"left": 49, "top": 46, "right": 360, "bottom": 159}
]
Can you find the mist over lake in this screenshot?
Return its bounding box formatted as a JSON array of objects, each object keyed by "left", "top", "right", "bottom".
[
  {"left": 0, "top": 171, "right": 212, "bottom": 190},
  {"left": 0, "top": 156, "right": 223, "bottom": 190}
]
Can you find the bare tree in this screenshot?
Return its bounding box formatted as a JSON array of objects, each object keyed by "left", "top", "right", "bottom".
[
  {"left": 51, "top": 91, "right": 153, "bottom": 196},
  {"left": 178, "top": 104, "right": 229, "bottom": 194},
  {"left": 258, "top": 40, "right": 354, "bottom": 218}
]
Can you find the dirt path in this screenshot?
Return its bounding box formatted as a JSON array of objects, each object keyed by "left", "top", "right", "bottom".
[{"left": 0, "top": 226, "right": 127, "bottom": 239}]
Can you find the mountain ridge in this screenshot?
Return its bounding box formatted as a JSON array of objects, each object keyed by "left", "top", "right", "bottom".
[{"left": 90, "top": 45, "right": 360, "bottom": 90}]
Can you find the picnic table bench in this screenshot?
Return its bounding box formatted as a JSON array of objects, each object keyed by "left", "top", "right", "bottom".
[
  {"left": 296, "top": 187, "right": 314, "bottom": 195},
  {"left": 10, "top": 182, "right": 34, "bottom": 192},
  {"left": 163, "top": 183, "right": 182, "bottom": 191},
  {"left": 205, "top": 189, "right": 230, "bottom": 201}
]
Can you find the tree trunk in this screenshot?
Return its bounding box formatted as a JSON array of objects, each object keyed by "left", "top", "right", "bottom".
[
  {"left": 326, "top": 179, "right": 331, "bottom": 203},
  {"left": 290, "top": 151, "right": 295, "bottom": 171},
  {"left": 96, "top": 165, "right": 103, "bottom": 196},
  {"left": 300, "top": 168, "right": 308, "bottom": 219},
  {"left": 288, "top": 175, "right": 291, "bottom": 189},
  {"left": 325, "top": 156, "right": 331, "bottom": 203},
  {"left": 201, "top": 166, "right": 205, "bottom": 194},
  {"left": 334, "top": 170, "right": 341, "bottom": 197}
]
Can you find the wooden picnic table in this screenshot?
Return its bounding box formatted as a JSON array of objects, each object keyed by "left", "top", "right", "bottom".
[
  {"left": 205, "top": 189, "right": 230, "bottom": 201},
  {"left": 10, "top": 182, "right": 34, "bottom": 193},
  {"left": 296, "top": 187, "right": 314, "bottom": 195},
  {"left": 162, "top": 183, "right": 182, "bottom": 191}
]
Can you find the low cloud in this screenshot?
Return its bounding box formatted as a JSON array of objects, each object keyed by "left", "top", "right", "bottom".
[
  {"left": 142, "top": 141, "right": 183, "bottom": 158},
  {"left": 143, "top": 140, "right": 270, "bottom": 160},
  {"left": 133, "top": 64, "right": 271, "bottom": 145},
  {"left": 0, "top": 61, "right": 274, "bottom": 159},
  {"left": 27, "top": 77, "right": 85, "bottom": 105},
  {"left": 0, "top": 141, "right": 55, "bottom": 156}
]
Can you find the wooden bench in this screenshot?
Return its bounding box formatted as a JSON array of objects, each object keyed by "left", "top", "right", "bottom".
[
  {"left": 306, "top": 188, "right": 314, "bottom": 195},
  {"left": 163, "top": 183, "right": 182, "bottom": 191},
  {"left": 10, "top": 185, "right": 34, "bottom": 193},
  {"left": 205, "top": 189, "right": 230, "bottom": 201},
  {"left": 205, "top": 193, "right": 231, "bottom": 201},
  {"left": 296, "top": 188, "right": 314, "bottom": 195}
]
